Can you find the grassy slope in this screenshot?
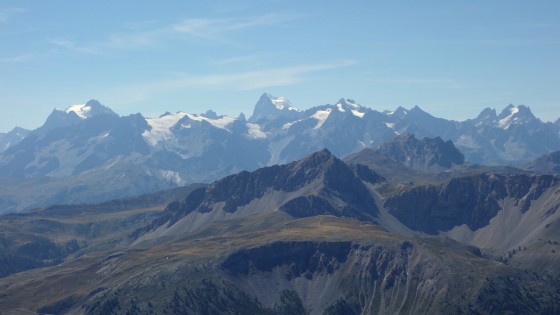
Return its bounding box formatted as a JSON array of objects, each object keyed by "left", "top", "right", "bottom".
[{"left": 1, "top": 214, "right": 557, "bottom": 314}]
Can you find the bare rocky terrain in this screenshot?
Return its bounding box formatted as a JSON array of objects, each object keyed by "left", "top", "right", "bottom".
[{"left": 0, "top": 146, "right": 559, "bottom": 314}]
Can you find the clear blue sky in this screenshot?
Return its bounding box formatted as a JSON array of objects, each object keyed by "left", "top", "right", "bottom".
[{"left": 1, "top": 1, "right": 559, "bottom": 132}]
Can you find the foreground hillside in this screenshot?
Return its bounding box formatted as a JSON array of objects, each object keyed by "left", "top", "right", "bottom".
[
  {"left": 0, "top": 148, "right": 559, "bottom": 314},
  {"left": 2, "top": 215, "right": 557, "bottom": 314}
]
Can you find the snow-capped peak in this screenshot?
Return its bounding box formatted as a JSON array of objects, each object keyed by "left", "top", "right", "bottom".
[
  {"left": 249, "top": 93, "right": 300, "bottom": 122},
  {"left": 63, "top": 99, "right": 117, "bottom": 119},
  {"left": 497, "top": 104, "right": 536, "bottom": 129},
  {"left": 65, "top": 104, "right": 90, "bottom": 119},
  {"left": 335, "top": 98, "right": 365, "bottom": 117},
  {"left": 268, "top": 94, "right": 297, "bottom": 111}
]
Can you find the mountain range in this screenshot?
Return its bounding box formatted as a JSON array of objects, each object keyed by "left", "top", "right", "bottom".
[
  {"left": 0, "top": 94, "right": 559, "bottom": 213},
  {"left": 0, "top": 145, "right": 558, "bottom": 313}
]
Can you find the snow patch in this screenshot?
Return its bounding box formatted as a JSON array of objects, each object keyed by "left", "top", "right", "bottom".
[
  {"left": 143, "top": 112, "right": 187, "bottom": 145},
  {"left": 455, "top": 135, "right": 480, "bottom": 149},
  {"left": 345, "top": 99, "right": 361, "bottom": 109},
  {"left": 246, "top": 123, "right": 267, "bottom": 139},
  {"left": 158, "top": 169, "right": 184, "bottom": 185},
  {"left": 336, "top": 104, "right": 346, "bottom": 112},
  {"left": 270, "top": 96, "right": 298, "bottom": 111},
  {"left": 311, "top": 108, "right": 332, "bottom": 129},
  {"left": 143, "top": 112, "right": 237, "bottom": 145},
  {"left": 186, "top": 114, "right": 235, "bottom": 130},
  {"left": 282, "top": 121, "right": 295, "bottom": 129},
  {"left": 351, "top": 109, "right": 365, "bottom": 118},
  {"left": 384, "top": 122, "right": 395, "bottom": 129},
  {"left": 498, "top": 106, "right": 520, "bottom": 129},
  {"left": 65, "top": 104, "right": 90, "bottom": 119}
]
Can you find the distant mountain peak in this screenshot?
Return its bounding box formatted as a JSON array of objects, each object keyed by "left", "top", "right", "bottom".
[
  {"left": 376, "top": 133, "right": 465, "bottom": 170},
  {"left": 64, "top": 99, "right": 117, "bottom": 119},
  {"left": 475, "top": 107, "right": 497, "bottom": 122},
  {"left": 36, "top": 100, "right": 118, "bottom": 134},
  {"left": 389, "top": 106, "right": 409, "bottom": 119},
  {"left": 203, "top": 110, "right": 219, "bottom": 119},
  {"left": 294, "top": 148, "right": 335, "bottom": 168},
  {"left": 249, "top": 93, "right": 299, "bottom": 122},
  {"left": 266, "top": 93, "right": 295, "bottom": 111},
  {"left": 335, "top": 98, "right": 365, "bottom": 117},
  {"left": 497, "top": 104, "right": 536, "bottom": 129}
]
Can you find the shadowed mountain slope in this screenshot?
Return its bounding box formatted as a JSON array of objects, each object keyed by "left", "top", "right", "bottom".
[{"left": 135, "top": 149, "right": 383, "bottom": 241}]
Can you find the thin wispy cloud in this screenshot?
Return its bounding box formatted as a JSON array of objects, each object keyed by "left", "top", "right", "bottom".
[
  {"left": 49, "top": 13, "right": 296, "bottom": 55},
  {"left": 162, "top": 61, "right": 355, "bottom": 90},
  {"left": 50, "top": 38, "right": 102, "bottom": 54},
  {"left": 0, "top": 7, "right": 25, "bottom": 23},
  {"left": 0, "top": 53, "right": 35, "bottom": 66},
  {"left": 108, "top": 60, "right": 356, "bottom": 103},
  {"left": 172, "top": 14, "right": 296, "bottom": 40},
  {"left": 211, "top": 55, "right": 263, "bottom": 66}
]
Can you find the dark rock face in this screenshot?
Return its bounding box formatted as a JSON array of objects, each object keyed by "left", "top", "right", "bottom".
[
  {"left": 376, "top": 133, "right": 465, "bottom": 171},
  {"left": 384, "top": 173, "right": 560, "bottom": 233},
  {"left": 164, "top": 149, "right": 379, "bottom": 224},
  {"left": 83, "top": 239, "right": 558, "bottom": 315},
  {"left": 350, "top": 163, "right": 386, "bottom": 184},
  {"left": 222, "top": 241, "right": 352, "bottom": 278}
]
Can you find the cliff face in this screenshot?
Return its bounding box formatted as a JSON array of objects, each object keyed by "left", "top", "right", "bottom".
[
  {"left": 79, "top": 238, "right": 558, "bottom": 315},
  {"left": 384, "top": 173, "right": 560, "bottom": 234}
]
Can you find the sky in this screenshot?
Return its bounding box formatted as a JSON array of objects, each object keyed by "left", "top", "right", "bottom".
[{"left": 1, "top": 1, "right": 559, "bottom": 132}]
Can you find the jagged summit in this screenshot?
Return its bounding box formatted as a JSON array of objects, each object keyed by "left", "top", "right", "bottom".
[
  {"left": 496, "top": 104, "right": 537, "bottom": 129},
  {"left": 376, "top": 133, "right": 465, "bottom": 171},
  {"left": 334, "top": 98, "right": 366, "bottom": 117},
  {"left": 475, "top": 107, "right": 498, "bottom": 124},
  {"left": 390, "top": 106, "right": 409, "bottom": 119},
  {"left": 203, "top": 110, "right": 219, "bottom": 119},
  {"left": 248, "top": 93, "right": 300, "bottom": 122},
  {"left": 64, "top": 99, "right": 117, "bottom": 119},
  {"left": 38, "top": 99, "right": 117, "bottom": 133}
]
